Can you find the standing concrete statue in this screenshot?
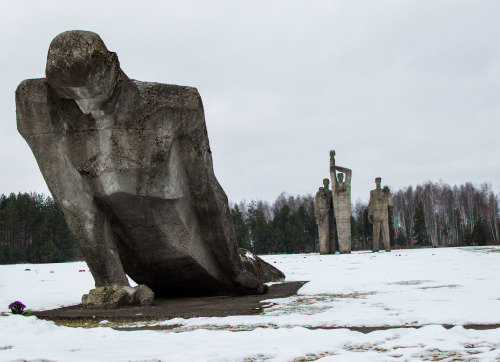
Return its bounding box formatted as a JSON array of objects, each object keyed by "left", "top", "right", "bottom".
[
  {"left": 368, "top": 177, "right": 393, "bottom": 252},
  {"left": 329, "top": 151, "right": 352, "bottom": 254},
  {"left": 16, "top": 31, "right": 284, "bottom": 307},
  {"left": 315, "top": 178, "right": 335, "bottom": 254}
]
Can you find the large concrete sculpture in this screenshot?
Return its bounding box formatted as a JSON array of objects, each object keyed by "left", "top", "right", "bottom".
[
  {"left": 16, "top": 31, "right": 284, "bottom": 306},
  {"left": 329, "top": 151, "right": 352, "bottom": 254},
  {"left": 368, "top": 177, "right": 392, "bottom": 252},
  {"left": 315, "top": 178, "right": 335, "bottom": 254}
]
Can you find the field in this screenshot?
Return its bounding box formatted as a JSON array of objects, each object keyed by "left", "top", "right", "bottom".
[{"left": 1, "top": 246, "right": 500, "bottom": 361}]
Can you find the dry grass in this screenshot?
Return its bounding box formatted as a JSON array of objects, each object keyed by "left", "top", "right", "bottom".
[
  {"left": 291, "top": 351, "right": 339, "bottom": 361},
  {"left": 265, "top": 292, "right": 375, "bottom": 316},
  {"left": 418, "top": 284, "right": 460, "bottom": 290}
]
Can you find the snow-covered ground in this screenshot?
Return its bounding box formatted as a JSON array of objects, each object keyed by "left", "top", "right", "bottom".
[{"left": 1, "top": 246, "right": 500, "bottom": 361}]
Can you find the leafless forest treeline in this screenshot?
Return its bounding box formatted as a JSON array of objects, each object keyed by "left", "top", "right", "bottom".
[
  {"left": 348, "top": 181, "right": 498, "bottom": 250},
  {"left": 391, "top": 181, "right": 499, "bottom": 246}
]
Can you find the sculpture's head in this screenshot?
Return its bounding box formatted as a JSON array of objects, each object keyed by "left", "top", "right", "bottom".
[
  {"left": 375, "top": 177, "right": 381, "bottom": 188},
  {"left": 322, "top": 178, "right": 329, "bottom": 189},
  {"left": 337, "top": 173, "right": 344, "bottom": 183},
  {"left": 46, "top": 31, "right": 120, "bottom": 114}
]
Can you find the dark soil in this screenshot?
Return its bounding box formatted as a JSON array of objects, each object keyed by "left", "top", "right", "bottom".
[{"left": 33, "top": 281, "right": 308, "bottom": 323}]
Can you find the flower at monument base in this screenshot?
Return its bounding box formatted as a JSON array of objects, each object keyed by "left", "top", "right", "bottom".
[{"left": 8, "top": 301, "right": 26, "bottom": 315}]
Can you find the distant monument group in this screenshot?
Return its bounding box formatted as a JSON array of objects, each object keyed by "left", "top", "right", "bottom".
[{"left": 315, "top": 151, "right": 392, "bottom": 254}]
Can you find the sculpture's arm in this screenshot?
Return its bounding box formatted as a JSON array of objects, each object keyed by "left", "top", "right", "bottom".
[
  {"left": 330, "top": 172, "right": 337, "bottom": 194},
  {"left": 345, "top": 167, "right": 352, "bottom": 185},
  {"left": 334, "top": 165, "right": 352, "bottom": 184},
  {"left": 16, "top": 79, "right": 130, "bottom": 288},
  {"left": 382, "top": 186, "right": 393, "bottom": 207},
  {"left": 16, "top": 79, "right": 89, "bottom": 203},
  {"left": 333, "top": 165, "right": 350, "bottom": 174},
  {"left": 16, "top": 79, "right": 53, "bottom": 137},
  {"left": 329, "top": 151, "right": 336, "bottom": 184},
  {"left": 329, "top": 164, "right": 337, "bottom": 194},
  {"left": 330, "top": 150, "right": 336, "bottom": 171}
]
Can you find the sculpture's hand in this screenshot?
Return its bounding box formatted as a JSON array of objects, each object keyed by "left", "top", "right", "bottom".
[
  {"left": 330, "top": 150, "right": 336, "bottom": 166},
  {"left": 368, "top": 215, "right": 374, "bottom": 225}
]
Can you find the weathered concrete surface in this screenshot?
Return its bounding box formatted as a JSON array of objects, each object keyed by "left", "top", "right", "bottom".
[
  {"left": 16, "top": 30, "right": 284, "bottom": 299},
  {"left": 330, "top": 151, "right": 352, "bottom": 254},
  {"left": 315, "top": 178, "right": 335, "bottom": 254},
  {"left": 368, "top": 177, "right": 392, "bottom": 252}
]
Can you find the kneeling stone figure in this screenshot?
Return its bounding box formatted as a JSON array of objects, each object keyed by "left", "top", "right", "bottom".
[{"left": 16, "top": 31, "right": 284, "bottom": 307}]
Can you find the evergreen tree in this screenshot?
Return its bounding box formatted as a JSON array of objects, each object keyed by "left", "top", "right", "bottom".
[
  {"left": 471, "top": 218, "right": 486, "bottom": 246},
  {"left": 297, "top": 204, "right": 316, "bottom": 253},
  {"left": 247, "top": 201, "right": 271, "bottom": 254},
  {"left": 350, "top": 215, "right": 358, "bottom": 248},
  {"left": 412, "top": 201, "right": 428, "bottom": 245},
  {"left": 0, "top": 245, "right": 11, "bottom": 264},
  {"left": 388, "top": 206, "right": 396, "bottom": 247},
  {"left": 231, "top": 204, "right": 252, "bottom": 250},
  {"left": 287, "top": 212, "right": 304, "bottom": 253},
  {"left": 4, "top": 195, "right": 21, "bottom": 257},
  {"left": 271, "top": 204, "right": 291, "bottom": 253},
  {"left": 459, "top": 228, "right": 473, "bottom": 246},
  {"left": 39, "top": 201, "right": 76, "bottom": 261},
  {"left": 394, "top": 229, "right": 407, "bottom": 246},
  {"left": 352, "top": 205, "right": 372, "bottom": 250},
  {"left": 40, "top": 240, "right": 62, "bottom": 263}
]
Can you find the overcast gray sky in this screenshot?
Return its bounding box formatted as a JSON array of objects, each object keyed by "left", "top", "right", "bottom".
[{"left": 1, "top": 0, "right": 499, "bottom": 204}]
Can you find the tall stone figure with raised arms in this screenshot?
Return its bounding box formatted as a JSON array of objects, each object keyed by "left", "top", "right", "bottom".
[
  {"left": 16, "top": 31, "right": 284, "bottom": 307},
  {"left": 329, "top": 151, "right": 352, "bottom": 253},
  {"left": 368, "top": 177, "right": 392, "bottom": 252},
  {"left": 315, "top": 178, "right": 335, "bottom": 254}
]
